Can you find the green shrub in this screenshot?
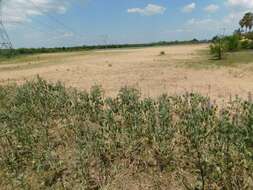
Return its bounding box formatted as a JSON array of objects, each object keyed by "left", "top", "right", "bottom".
[
  {"left": 240, "top": 38, "right": 253, "bottom": 49},
  {"left": 244, "top": 32, "right": 253, "bottom": 40},
  {"left": 249, "top": 41, "right": 253, "bottom": 49},
  {"left": 0, "top": 78, "right": 253, "bottom": 189},
  {"left": 225, "top": 34, "right": 241, "bottom": 51}
]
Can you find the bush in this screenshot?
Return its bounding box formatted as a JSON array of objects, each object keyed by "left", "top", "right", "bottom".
[
  {"left": 240, "top": 37, "right": 253, "bottom": 49},
  {"left": 225, "top": 34, "right": 241, "bottom": 51},
  {"left": 0, "top": 78, "right": 253, "bottom": 189},
  {"left": 244, "top": 32, "right": 253, "bottom": 40},
  {"left": 249, "top": 41, "right": 253, "bottom": 49},
  {"left": 159, "top": 51, "right": 165, "bottom": 55}
]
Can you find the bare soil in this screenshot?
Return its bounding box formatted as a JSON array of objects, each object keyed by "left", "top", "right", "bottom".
[{"left": 0, "top": 44, "right": 253, "bottom": 102}]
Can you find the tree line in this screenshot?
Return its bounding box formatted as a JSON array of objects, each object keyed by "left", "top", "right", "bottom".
[{"left": 0, "top": 39, "right": 207, "bottom": 58}]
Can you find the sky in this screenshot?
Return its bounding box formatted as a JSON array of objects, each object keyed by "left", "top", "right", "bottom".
[{"left": 2, "top": 0, "right": 253, "bottom": 48}]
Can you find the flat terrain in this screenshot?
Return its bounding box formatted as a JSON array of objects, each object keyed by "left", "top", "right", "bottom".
[{"left": 1, "top": 44, "right": 253, "bottom": 101}]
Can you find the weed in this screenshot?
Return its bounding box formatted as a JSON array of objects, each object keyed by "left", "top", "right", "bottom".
[
  {"left": 0, "top": 77, "right": 253, "bottom": 189},
  {"left": 160, "top": 51, "right": 165, "bottom": 56}
]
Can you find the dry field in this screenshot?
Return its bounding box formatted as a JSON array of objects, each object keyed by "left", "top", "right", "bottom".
[
  {"left": 0, "top": 44, "right": 253, "bottom": 101},
  {"left": 1, "top": 44, "right": 253, "bottom": 189}
]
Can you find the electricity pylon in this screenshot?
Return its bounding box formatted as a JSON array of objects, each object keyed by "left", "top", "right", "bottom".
[{"left": 0, "top": 0, "right": 13, "bottom": 49}]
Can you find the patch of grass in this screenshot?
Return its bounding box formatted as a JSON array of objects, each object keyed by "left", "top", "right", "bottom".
[
  {"left": 0, "top": 50, "right": 131, "bottom": 72},
  {"left": 184, "top": 49, "right": 253, "bottom": 69},
  {"left": 0, "top": 54, "right": 27, "bottom": 64},
  {"left": 0, "top": 51, "right": 83, "bottom": 65},
  {"left": 0, "top": 51, "right": 92, "bottom": 72},
  {"left": 0, "top": 77, "right": 253, "bottom": 189},
  {"left": 223, "top": 50, "right": 253, "bottom": 64}
]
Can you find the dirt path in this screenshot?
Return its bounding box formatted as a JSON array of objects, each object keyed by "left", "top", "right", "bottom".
[{"left": 1, "top": 44, "right": 253, "bottom": 102}]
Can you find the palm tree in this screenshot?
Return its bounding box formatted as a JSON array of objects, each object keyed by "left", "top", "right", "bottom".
[
  {"left": 239, "top": 18, "right": 246, "bottom": 32},
  {"left": 240, "top": 12, "right": 253, "bottom": 32},
  {"left": 245, "top": 12, "right": 253, "bottom": 31}
]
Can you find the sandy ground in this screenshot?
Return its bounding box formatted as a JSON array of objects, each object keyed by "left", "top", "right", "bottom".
[{"left": 0, "top": 44, "right": 253, "bottom": 102}]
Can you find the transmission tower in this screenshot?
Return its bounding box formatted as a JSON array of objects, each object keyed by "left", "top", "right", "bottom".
[{"left": 0, "top": 0, "right": 13, "bottom": 49}]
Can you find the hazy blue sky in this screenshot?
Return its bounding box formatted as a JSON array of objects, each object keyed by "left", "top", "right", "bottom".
[{"left": 2, "top": 0, "right": 252, "bottom": 48}]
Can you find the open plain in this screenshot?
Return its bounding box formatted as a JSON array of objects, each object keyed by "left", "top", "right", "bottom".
[{"left": 1, "top": 44, "right": 253, "bottom": 101}]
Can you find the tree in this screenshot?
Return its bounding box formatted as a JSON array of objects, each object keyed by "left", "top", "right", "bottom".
[
  {"left": 244, "top": 12, "right": 253, "bottom": 32},
  {"left": 245, "top": 12, "right": 253, "bottom": 31},
  {"left": 239, "top": 18, "right": 246, "bottom": 32},
  {"left": 210, "top": 37, "right": 226, "bottom": 60},
  {"left": 234, "top": 28, "right": 242, "bottom": 35},
  {"left": 240, "top": 12, "right": 253, "bottom": 32}
]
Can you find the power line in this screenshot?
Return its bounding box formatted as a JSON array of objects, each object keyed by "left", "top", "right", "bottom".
[
  {"left": 26, "top": 16, "right": 72, "bottom": 36},
  {"left": 2, "top": 11, "right": 78, "bottom": 41},
  {"left": 8, "top": 20, "right": 65, "bottom": 44},
  {"left": 0, "top": 0, "right": 13, "bottom": 49},
  {"left": 26, "top": 0, "right": 86, "bottom": 40},
  {"left": 1, "top": 0, "right": 90, "bottom": 47},
  {"left": 2, "top": 16, "right": 70, "bottom": 42}
]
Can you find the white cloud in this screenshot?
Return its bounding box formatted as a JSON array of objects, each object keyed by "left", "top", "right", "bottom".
[
  {"left": 2, "top": 0, "right": 69, "bottom": 24},
  {"left": 223, "top": 11, "right": 247, "bottom": 27},
  {"left": 185, "top": 12, "right": 244, "bottom": 35},
  {"left": 227, "top": 0, "right": 253, "bottom": 8},
  {"left": 164, "top": 28, "right": 193, "bottom": 34},
  {"left": 182, "top": 3, "right": 196, "bottom": 13},
  {"left": 127, "top": 4, "right": 166, "bottom": 16},
  {"left": 187, "top": 18, "right": 214, "bottom": 26},
  {"left": 204, "top": 4, "right": 219, "bottom": 13},
  {"left": 47, "top": 32, "right": 74, "bottom": 41}
]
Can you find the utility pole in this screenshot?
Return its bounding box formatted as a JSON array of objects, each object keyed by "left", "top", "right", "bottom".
[{"left": 0, "top": 0, "right": 13, "bottom": 49}]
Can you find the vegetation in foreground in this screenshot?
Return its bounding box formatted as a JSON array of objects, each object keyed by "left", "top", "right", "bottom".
[{"left": 0, "top": 78, "right": 253, "bottom": 190}]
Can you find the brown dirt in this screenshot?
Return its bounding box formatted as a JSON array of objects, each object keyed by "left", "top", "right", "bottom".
[{"left": 0, "top": 44, "right": 253, "bottom": 102}]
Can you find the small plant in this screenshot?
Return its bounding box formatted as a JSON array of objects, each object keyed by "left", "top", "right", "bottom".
[
  {"left": 210, "top": 37, "right": 227, "bottom": 60},
  {"left": 159, "top": 51, "right": 165, "bottom": 56}
]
